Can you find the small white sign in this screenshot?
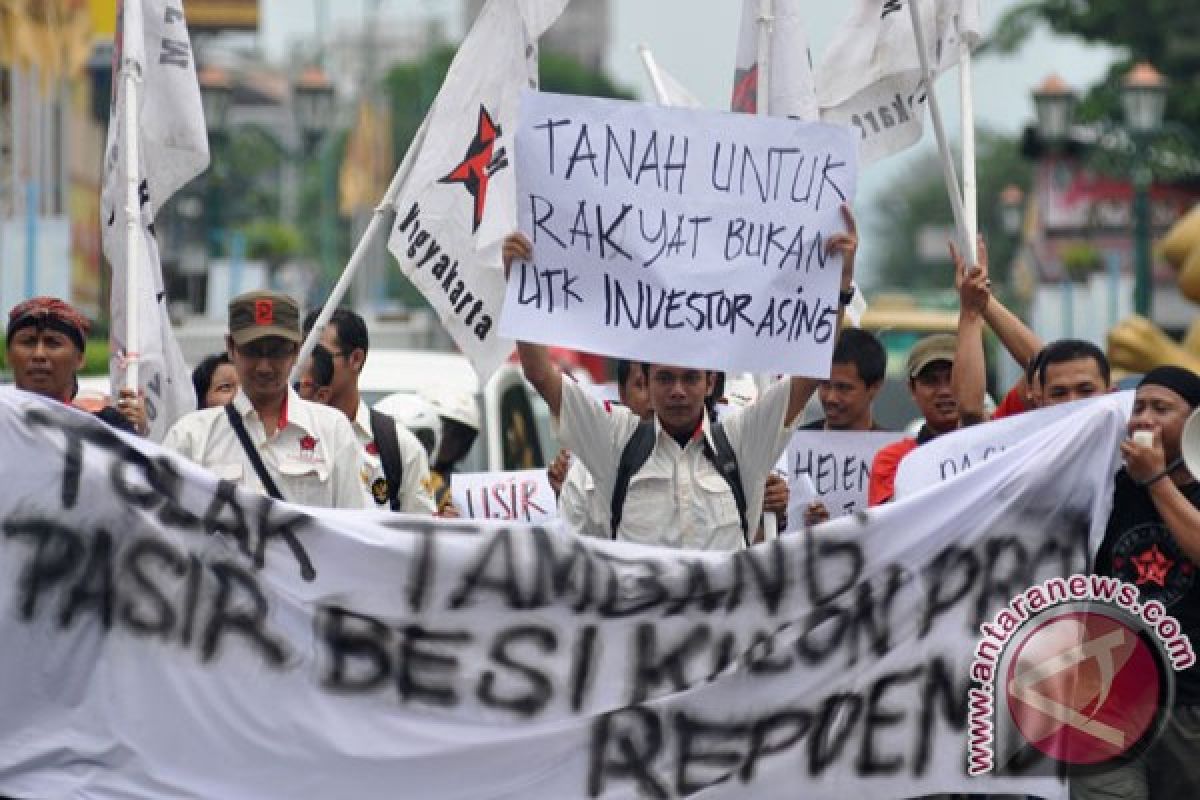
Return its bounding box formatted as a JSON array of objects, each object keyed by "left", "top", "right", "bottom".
[
  {"left": 451, "top": 468, "right": 557, "bottom": 523},
  {"left": 785, "top": 429, "right": 904, "bottom": 528}
]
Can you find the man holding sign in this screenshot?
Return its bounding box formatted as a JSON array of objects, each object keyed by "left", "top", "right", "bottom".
[{"left": 503, "top": 203, "right": 858, "bottom": 550}]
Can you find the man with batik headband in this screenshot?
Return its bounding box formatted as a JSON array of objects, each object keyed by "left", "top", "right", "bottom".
[
  {"left": 6, "top": 296, "right": 145, "bottom": 434},
  {"left": 1074, "top": 366, "right": 1200, "bottom": 800},
  {"left": 164, "top": 290, "right": 365, "bottom": 509}
]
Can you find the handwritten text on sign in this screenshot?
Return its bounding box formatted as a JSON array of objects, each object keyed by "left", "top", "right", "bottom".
[
  {"left": 786, "top": 430, "right": 904, "bottom": 528},
  {"left": 500, "top": 90, "right": 858, "bottom": 377},
  {"left": 452, "top": 468, "right": 557, "bottom": 523}
]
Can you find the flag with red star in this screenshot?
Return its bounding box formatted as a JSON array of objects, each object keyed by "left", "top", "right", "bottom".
[{"left": 385, "top": 0, "right": 568, "bottom": 382}]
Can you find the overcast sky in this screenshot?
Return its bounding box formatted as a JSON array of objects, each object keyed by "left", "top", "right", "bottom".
[{"left": 257, "top": 0, "right": 1120, "bottom": 280}]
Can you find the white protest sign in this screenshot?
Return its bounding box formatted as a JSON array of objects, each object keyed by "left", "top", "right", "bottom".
[
  {"left": 894, "top": 392, "right": 1134, "bottom": 500},
  {"left": 785, "top": 429, "right": 905, "bottom": 527},
  {"left": 0, "top": 387, "right": 1136, "bottom": 799},
  {"left": 500, "top": 90, "right": 858, "bottom": 378},
  {"left": 452, "top": 468, "right": 557, "bottom": 523}
]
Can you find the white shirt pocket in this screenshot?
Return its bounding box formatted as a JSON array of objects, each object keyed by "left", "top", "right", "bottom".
[
  {"left": 694, "top": 471, "right": 743, "bottom": 548},
  {"left": 620, "top": 468, "right": 673, "bottom": 546},
  {"left": 276, "top": 458, "right": 330, "bottom": 507}
]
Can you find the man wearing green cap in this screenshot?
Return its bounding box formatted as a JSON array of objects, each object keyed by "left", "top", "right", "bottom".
[
  {"left": 163, "top": 290, "right": 366, "bottom": 509},
  {"left": 867, "top": 332, "right": 962, "bottom": 505}
]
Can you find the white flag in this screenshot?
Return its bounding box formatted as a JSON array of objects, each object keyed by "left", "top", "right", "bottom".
[
  {"left": 386, "top": 0, "right": 568, "bottom": 382},
  {"left": 816, "top": 0, "right": 981, "bottom": 164},
  {"left": 730, "top": 0, "right": 818, "bottom": 120},
  {"left": 638, "top": 45, "right": 702, "bottom": 109},
  {"left": 100, "top": 0, "right": 208, "bottom": 440}
]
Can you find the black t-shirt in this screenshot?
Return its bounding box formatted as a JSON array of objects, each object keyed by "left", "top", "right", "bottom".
[{"left": 1095, "top": 470, "right": 1200, "bottom": 706}]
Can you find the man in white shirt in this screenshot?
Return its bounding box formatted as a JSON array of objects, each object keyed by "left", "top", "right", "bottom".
[
  {"left": 551, "top": 359, "right": 652, "bottom": 538},
  {"left": 164, "top": 291, "right": 366, "bottom": 509},
  {"left": 303, "top": 308, "right": 436, "bottom": 515},
  {"left": 502, "top": 205, "right": 858, "bottom": 551}
]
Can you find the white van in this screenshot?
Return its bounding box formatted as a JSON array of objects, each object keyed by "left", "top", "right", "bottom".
[{"left": 358, "top": 349, "right": 557, "bottom": 473}]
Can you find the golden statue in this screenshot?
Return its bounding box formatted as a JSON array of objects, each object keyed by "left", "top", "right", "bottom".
[{"left": 1107, "top": 205, "right": 1200, "bottom": 374}]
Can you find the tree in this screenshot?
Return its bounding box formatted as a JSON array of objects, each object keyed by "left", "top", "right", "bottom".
[
  {"left": 990, "top": 0, "right": 1200, "bottom": 130},
  {"left": 871, "top": 130, "right": 1032, "bottom": 291}
]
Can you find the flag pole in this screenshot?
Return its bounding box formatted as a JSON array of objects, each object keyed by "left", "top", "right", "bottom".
[
  {"left": 637, "top": 44, "right": 671, "bottom": 106},
  {"left": 292, "top": 117, "right": 429, "bottom": 381},
  {"left": 755, "top": 0, "right": 780, "bottom": 541},
  {"left": 958, "top": 18, "right": 978, "bottom": 266},
  {"left": 120, "top": 0, "right": 144, "bottom": 391},
  {"left": 906, "top": 0, "right": 970, "bottom": 256},
  {"left": 755, "top": 0, "right": 773, "bottom": 115}
]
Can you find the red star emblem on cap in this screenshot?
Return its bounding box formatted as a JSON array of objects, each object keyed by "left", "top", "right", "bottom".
[
  {"left": 1132, "top": 544, "right": 1174, "bottom": 588},
  {"left": 299, "top": 435, "right": 318, "bottom": 452},
  {"left": 365, "top": 441, "right": 379, "bottom": 456}
]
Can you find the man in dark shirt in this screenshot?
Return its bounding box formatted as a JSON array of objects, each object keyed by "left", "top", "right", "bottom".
[{"left": 1077, "top": 366, "right": 1200, "bottom": 799}]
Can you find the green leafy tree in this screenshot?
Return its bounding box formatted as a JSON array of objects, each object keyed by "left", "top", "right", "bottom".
[
  {"left": 871, "top": 130, "right": 1032, "bottom": 291},
  {"left": 241, "top": 219, "right": 305, "bottom": 270}
]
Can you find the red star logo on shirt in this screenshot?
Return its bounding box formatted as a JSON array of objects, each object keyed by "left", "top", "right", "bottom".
[
  {"left": 1132, "top": 544, "right": 1174, "bottom": 588},
  {"left": 299, "top": 435, "right": 318, "bottom": 452},
  {"left": 365, "top": 441, "right": 379, "bottom": 456}
]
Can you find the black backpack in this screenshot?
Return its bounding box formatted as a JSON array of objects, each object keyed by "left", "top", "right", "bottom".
[
  {"left": 609, "top": 419, "right": 749, "bottom": 545},
  {"left": 369, "top": 408, "right": 405, "bottom": 511}
]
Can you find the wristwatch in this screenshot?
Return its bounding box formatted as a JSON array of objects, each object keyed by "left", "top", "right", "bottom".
[{"left": 838, "top": 286, "right": 856, "bottom": 306}]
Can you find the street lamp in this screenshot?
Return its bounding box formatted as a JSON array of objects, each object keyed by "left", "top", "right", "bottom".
[
  {"left": 293, "top": 66, "right": 336, "bottom": 150},
  {"left": 1122, "top": 62, "right": 1168, "bottom": 318},
  {"left": 1032, "top": 74, "right": 1077, "bottom": 143},
  {"left": 197, "top": 64, "right": 234, "bottom": 136}
]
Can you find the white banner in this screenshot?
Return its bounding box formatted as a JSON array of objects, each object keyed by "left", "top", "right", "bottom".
[
  {"left": 785, "top": 430, "right": 905, "bottom": 527},
  {"left": 101, "top": 0, "right": 208, "bottom": 440},
  {"left": 386, "top": 0, "right": 568, "bottom": 382},
  {"left": 0, "top": 387, "right": 1134, "bottom": 799},
  {"left": 452, "top": 468, "right": 557, "bottom": 523},
  {"left": 894, "top": 393, "right": 1135, "bottom": 502},
  {"left": 816, "top": 0, "right": 980, "bottom": 164},
  {"left": 500, "top": 90, "right": 858, "bottom": 378}
]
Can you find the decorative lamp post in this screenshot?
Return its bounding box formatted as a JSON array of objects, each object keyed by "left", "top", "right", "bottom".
[
  {"left": 197, "top": 64, "right": 233, "bottom": 136},
  {"left": 1121, "top": 62, "right": 1168, "bottom": 318},
  {"left": 293, "top": 66, "right": 336, "bottom": 149},
  {"left": 1032, "top": 74, "right": 1077, "bottom": 143}
]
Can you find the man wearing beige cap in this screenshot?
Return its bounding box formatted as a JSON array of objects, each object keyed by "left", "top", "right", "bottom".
[
  {"left": 867, "top": 333, "right": 961, "bottom": 505},
  {"left": 163, "top": 290, "right": 366, "bottom": 509}
]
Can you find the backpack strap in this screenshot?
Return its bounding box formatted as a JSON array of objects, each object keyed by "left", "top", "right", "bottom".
[
  {"left": 369, "top": 408, "right": 404, "bottom": 511},
  {"left": 224, "top": 404, "right": 286, "bottom": 502},
  {"left": 610, "top": 420, "right": 656, "bottom": 539},
  {"left": 702, "top": 422, "right": 749, "bottom": 546}
]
